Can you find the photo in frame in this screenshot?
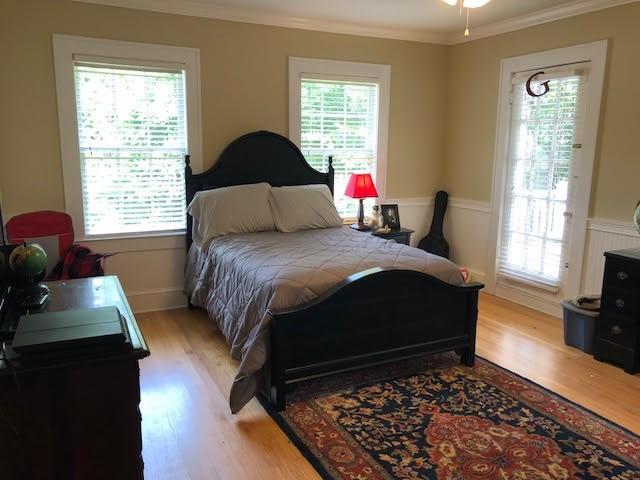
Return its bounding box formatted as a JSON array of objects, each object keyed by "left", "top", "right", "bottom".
[{"left": 381, "top": 204, "right": 400, "bottom": 229}]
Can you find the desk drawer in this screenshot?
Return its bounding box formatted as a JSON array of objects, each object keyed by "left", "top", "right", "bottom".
[
  {"left": 601, "top": 290, "right": 640, "bottom": 318},
  {"left": 596, "top": 314, "right": 638, "bottom": 349},
  {"left": 604, "top": 258, "right": 640, "bottom": 290}
]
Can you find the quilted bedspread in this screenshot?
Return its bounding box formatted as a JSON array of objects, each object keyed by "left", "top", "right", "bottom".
[{"left": 185, "top": 227, "right": 463, "bottom": 413}]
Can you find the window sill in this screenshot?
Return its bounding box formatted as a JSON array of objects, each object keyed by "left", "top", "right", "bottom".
[
  {"left": 79, "top": 231, "right": 186, "bottom": 253},
  {"left": 497, "top": 271, "right": 561, "bottom": 294},
  {"left": 78, "top": 229, "right": 186, "bottom": 242}
]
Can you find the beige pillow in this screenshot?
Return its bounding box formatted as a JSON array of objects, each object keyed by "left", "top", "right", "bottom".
[
  {"left": 269, "top": 184, "right": 343, "bottom": 233},
  {"left": 187, "top": 182, "right": 275, "bottom": 245}
]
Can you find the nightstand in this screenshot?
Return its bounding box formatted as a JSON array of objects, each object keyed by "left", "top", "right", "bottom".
[{"left": 372, "top": 227, "right": 414, "bottom": 246}]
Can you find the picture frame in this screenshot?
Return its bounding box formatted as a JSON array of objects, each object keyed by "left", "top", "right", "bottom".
[{"left": 381, "top": 204, "right": 400, "bottom": 229}]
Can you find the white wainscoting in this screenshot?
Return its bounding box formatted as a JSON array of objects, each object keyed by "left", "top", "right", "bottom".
[
  {"left": 582, "top": 218, "right": 640, "bottom": 294},
  {"left": 386, "top": 197, "right": 493, "bottom": 284},
  {"left": 443, "top": 199, "right": 492, "bottom": 284},
  {"left": 83, "top": 235, "right": 187, "bottom": 313},
  {"left": 383, "top": 197, "right": 433, "bottom": 247},
  {"left": 439, "top": 205, "right": 640, "bottom": 316}
]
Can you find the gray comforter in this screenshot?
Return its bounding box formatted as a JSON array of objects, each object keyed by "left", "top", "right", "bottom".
[{"left": 185, "top": 227, "right": 463, "bottom": 413}]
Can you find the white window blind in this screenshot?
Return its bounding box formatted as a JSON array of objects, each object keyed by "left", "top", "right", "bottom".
[
  {"left": 300, "top": 79, "right": 379, "bottom": 217},
  {"left": 73, "top": 62, "right": 188, "bottom": 236},
  {"left": 497, "top": 69, "right": 587, "bottom": 289}
]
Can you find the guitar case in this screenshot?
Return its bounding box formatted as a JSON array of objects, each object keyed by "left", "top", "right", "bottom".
[{"left": 418, "top": 190, "right": 450, "bottom": 259}]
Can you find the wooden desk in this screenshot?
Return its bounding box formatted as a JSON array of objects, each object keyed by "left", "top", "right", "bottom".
[{"left": 0, "top": 276, "right": 150, "bottom": 479}]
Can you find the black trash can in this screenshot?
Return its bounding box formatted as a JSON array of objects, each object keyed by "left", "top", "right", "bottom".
[{"left": 561, "top": 300, "right": 599, "bottom": 354}]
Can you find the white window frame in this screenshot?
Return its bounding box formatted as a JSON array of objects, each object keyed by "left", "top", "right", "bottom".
[
  {"left": 52, "top": 34, "right": 203, "bottom": 240},
  {"left": 486, "top": 41, "right": 608, "bottom": 314},
  {"left": 288, "top": 57, "right": 390, "bottom": 207}
]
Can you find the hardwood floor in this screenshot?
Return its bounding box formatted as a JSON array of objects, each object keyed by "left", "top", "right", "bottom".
[{"left": 137, "top": 293, "right": 640, "bottom": 480}]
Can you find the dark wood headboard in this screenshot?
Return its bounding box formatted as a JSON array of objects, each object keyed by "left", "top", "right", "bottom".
[{"left": 185, "top": 130, "right": 334, "bottom": 249}]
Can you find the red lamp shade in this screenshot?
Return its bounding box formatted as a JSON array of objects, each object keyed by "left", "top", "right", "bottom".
[{"left": 344, "top": 173, "right": 378, "bottom": 199}]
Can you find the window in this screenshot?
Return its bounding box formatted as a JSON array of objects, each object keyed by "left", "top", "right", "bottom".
[
  {"left": 497, "top": 67, "right": 588, "bottom": 289},
  {"left": 289, "top": 57, "right": 390, "bottom": 217},
  {"left": 74, "top": 63, "right": 187, "bottom": 235},
  {"left": 53, "top": 35, "right": 202, "bottom": 239}
]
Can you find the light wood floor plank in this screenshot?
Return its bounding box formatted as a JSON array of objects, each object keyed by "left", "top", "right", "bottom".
[{"left": 138, "top": 294, "right": 640, "bottom": 479}]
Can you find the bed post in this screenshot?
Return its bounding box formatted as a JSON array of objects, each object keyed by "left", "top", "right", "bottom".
[
  {"left": 461, "top": 288, "right": 479, "bottom": 367},
  {"left": 185, "top": 154, "right": 193, "bottom": 250},
  {"left": 269, "top": 317, "right": 287, "bottom": 410},
  {"left": 185, "top": 154, "right": 197, "bottom": 310},
  {"left": 327, "top": 155, "right": 335, "bottom": 196}
]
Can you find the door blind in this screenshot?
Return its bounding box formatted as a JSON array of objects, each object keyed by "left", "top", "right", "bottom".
[
  {"left": 300, "top": 79, "right": 379, "bottom": 217},
  {"left": 73, "top": 62, "right": 188, "bottom": 236},
  {"left": 497, "top": 70, "right": 587, "bottom": 289}
]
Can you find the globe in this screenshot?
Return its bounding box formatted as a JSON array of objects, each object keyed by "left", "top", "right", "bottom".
[{"left": 9, "top": 243, "right": 48, "bottom": 280}]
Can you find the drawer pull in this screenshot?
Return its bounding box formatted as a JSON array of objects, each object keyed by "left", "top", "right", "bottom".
[
  {"left": 617, "top": 271, "right": 629, "bottom": 281},
  {"left": 611, "top": 325, "right": 623, "bottom": 335},
  {"left": 615, "top": 298, "right": 625, "bottom": 309}
]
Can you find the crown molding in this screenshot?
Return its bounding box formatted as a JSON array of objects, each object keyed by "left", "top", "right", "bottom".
[
  {"left": 447, "top": 0, "right": 639, "bottom": 44},
  {"left": 73, "top": 0, "right": 449, "bottom": 44},
  {"left": 73, "top": 0, "right": 638, "bottom": 45}
]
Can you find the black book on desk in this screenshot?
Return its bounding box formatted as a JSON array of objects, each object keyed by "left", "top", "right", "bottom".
[{"left": 10, "top": 306, "right": 132, "bottom": 363}]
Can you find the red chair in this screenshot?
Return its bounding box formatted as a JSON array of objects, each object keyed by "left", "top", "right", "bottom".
[{"left": 6, "top": 211, "right": 75, "bottom": 276}]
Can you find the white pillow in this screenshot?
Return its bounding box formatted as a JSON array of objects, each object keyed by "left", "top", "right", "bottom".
[
  {"left": 269, "top": 184, "right": 343, "bottom": 233},
  {"left": 187, "top": 183, "right": 275, "bottom": 245}
]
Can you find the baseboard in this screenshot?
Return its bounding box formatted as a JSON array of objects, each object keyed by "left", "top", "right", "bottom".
[
  {"left": 125, "top": 287, "right": 187, "bottom": 313},
  {"left": 494, "top": 283, "right": 563, "bottom": 318}
]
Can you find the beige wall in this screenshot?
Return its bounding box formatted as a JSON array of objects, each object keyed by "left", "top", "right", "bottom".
[
  {"left": 2, "top": 0, "right": 639, "bottom": 310},
  {"left": 444, "top": 3, "right": 640, "bottom": 221},
  {"left": 0, "top": 0, "right": 448, "bottom": 310},
  {"left": 0, "top": 0, "right": 448, "bottom": 216}
]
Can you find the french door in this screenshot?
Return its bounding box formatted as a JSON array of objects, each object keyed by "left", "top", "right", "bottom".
[
  {"left": 497, "top": 66, "right": 588, "bottom": 295},
  {"left": 489, "top": 42, "right": 608, "bottom": 315}
]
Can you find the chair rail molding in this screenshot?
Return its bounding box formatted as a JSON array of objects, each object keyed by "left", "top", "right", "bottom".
[{"left": 587, "top": 218, "right": 640, "bottom": 237}]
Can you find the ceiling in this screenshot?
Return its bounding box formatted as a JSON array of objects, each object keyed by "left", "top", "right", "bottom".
[
  {"left": 194, "top": 0, "right": 576, "bottom": 34},
  {"left": 77, "top": 0, "right": 635, "bottom": 43}
]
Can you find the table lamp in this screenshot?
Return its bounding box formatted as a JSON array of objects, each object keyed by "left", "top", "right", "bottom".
[{"left": 344, "top": 173, "right": 378, "bottom": 231}]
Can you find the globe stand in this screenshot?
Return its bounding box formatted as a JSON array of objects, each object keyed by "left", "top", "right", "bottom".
[{"left": 11, "top": 277, "right": 50, "bottom": 311}]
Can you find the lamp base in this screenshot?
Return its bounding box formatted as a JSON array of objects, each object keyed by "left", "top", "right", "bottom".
[{"left": 350, "top": 223, "right": 371, "bottom": 231}]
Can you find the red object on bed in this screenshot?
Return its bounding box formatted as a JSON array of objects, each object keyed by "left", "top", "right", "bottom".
[{"left": 344, "top": 173, "right": 378, "bottom": 199}]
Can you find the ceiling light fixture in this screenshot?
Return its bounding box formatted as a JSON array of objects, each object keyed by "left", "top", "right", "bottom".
[{"left": 441, "top": 0, "right": 492, "bottom": 37}]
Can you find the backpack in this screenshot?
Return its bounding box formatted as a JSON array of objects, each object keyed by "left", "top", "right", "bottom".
[{"left": 48, "top": 245, "right": 116, "bottom": 281}]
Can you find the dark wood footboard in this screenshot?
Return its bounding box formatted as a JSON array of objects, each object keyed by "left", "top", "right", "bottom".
[{"left": 267, "top": 267, "right": 484, "bottom": 410}]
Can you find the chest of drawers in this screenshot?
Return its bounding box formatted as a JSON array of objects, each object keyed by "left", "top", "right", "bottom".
[{"left": 593, "top": 249, "right": 640, "bottom": 374}]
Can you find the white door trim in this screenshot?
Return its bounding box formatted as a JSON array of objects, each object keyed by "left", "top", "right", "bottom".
[{"left": 486, "top": 40, "right": 608, "bottom": 302}]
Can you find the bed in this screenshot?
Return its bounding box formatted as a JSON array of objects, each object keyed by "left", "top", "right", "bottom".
[{"left": 184, "top": 131, "right": 484, "bottom": 413}]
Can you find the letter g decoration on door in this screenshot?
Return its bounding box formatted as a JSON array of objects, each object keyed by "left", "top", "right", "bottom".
[{"left": 526, "top": 71, "right": 551, "bottom": 97}]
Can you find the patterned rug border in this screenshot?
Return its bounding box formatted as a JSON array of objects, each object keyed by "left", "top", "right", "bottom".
[
  {"left": 474, "top": 356, "right": 640, "bottom": 443},
  {"left": 259, "top": 354, "right": 640, "bottom": 480}
]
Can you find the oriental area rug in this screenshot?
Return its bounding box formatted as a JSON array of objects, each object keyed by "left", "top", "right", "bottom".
[{"left": 261, "top": 354, "right": 640, "bottom": 479}]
